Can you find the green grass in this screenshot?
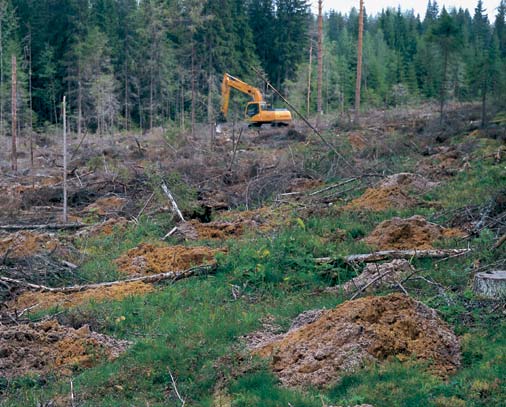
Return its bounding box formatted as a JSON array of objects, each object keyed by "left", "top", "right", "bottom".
[{"left": 2, "top": 135, "right": 505, "bottom": 406}]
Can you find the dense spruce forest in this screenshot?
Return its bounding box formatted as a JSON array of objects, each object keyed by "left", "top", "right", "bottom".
[{"left": 0, "top": 0, "right": 504, "bottom": 135}]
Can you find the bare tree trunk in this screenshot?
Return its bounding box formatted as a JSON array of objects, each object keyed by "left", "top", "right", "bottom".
[
  {"left": 11, "top": 54, "right": 17, "bottom": 172},
  {"left": 481, "top": 85, "right": 487, "bottom": 128},
  {"left": 149, "top": 65, "right": 154, "bottom": 132},
  {"left": 354, "top": 0, "right": 364, "bottom": 125},
  {"left": 191, "top": 41, "right": 196, "bottom": 138},
  {"left": 0, "top": 13, "right": 3, "bottom": 142},
  {"left": 27, "top": 27, "right": 33, "bottom": 168},
  {"left": 307, "top": 39, "right": 313, "bottom": 117},
  {"left": 77, "top": 77, "right": 82, "bottom": 139},
  {"left": 439, "top": 49, "right": 448, "bottom": 126},
  {"left": 316, "top": 0, "right": 323, "bottom": 129},
  {"left": 124, "top": 64, "right": 129, "bottom": 131},
  {"left": 62, "top": 96, "right": 68, "bottom": 223}
]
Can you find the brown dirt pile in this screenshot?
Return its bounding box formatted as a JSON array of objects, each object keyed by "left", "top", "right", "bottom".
[
  {"left": 84, "top": 196, "right": 127, "bottom": 215},
  {"left": 9, "top": 281, "right": 154, "bottom": 312},
  {"left": 76, "top": 217, "right": 129, "bottom": 238},
  {"left": 253, "top": 294, "right": 460, "bottom": 388},
  {"left": 364, "top": 215, "right": 464, "bottom": 250},
  {"left": 344, "top": 186, "right": 418, "bottom": 211},
  {"left": 0, "top": 320, "right": 130, "bottom": 378},
  {"left": 115, "top": 243, "right": 223, "bottom": 276},
  {"left": 0, "top": 231, "right": 59, "bottom": 259},
  {"left": 284, "top": 178, "right": 322, "bottom": 193},
  {"left": 177, "top": 220, "right": 247, "bottom": 241},
  {"left": 327, "top": 260, "right": 414, "bottom": 295}
]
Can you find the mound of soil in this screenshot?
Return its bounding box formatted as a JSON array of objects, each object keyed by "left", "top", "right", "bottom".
[
  {"left": 9, "top": 281, "right": 154, "bottom": 312},
  {"left": 348, "top": 132, "right": 368, "bottom": 151},
  {"left": 84, "top": 196, "right": 127, "bottom": 216},
  {"left": 115, "top": 243, "right": 223, "bottom": 276},
  {"left": 327, "top": 260, "right": 414, "bottom": 295},
  {"left": 284, "top": 178, "right": 322, "bottom": 193},
  {"left": 177, "top": 220, "right": 247, "bottom": 241},
  {"left": 253, "top": 294, "right": 460, "bottom": 388},
  {"left": 0, "top": 231, "right": 59, "bottom": 259},
  {"left": 378, "top": 173, "right": 439, "bottom": 193},
  {"left": 0, "top": 320, "right": 130, "bottom": 378},
  {"left": 344, "top": 186, "right": 418, "bottom": 211},
  {"left": 364, "top": 215, "right": 464, "bottom": 250},
  {"left": 76, "top": 217, "right": 129, "bottom": 238}
]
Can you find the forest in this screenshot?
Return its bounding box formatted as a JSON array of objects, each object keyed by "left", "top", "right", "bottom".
[{"left": 0, "top": 0, "right": 505, "bottom": 136}]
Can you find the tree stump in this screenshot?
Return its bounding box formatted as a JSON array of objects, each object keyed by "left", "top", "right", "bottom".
[{"left": 473, "top": 270, "right": 506, "bottom": 299}]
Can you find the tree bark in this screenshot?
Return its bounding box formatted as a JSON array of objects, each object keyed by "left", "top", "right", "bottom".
[
  {"left": 0, "top": 264, "right": 216, "bottom": 294},
  {"left": 315, "top": 248, "right": 471, "bottom": 264},
  {"left": 354, "top": 0, "right": 364, "bottom": 125},
  {"left": 11, "top": 54, "right": 17, "bottom": 172},
  {"left": 316, "top": 0, "right": 323, "bottom": 129},
  {"left": 473, "top": 270, "right": 506, "bottom": 299},
  {"left": 307, "top": 39, "right": 313, "bottom": 117}
]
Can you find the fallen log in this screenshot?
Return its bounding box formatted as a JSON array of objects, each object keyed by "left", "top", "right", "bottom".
[
  {"left": 0, "top": 264, "right": 216, "bottom": 293},
  {"left": 316, "top": 248, "right": 471, "bottom": 264},
  {"left": 0, "top": 223, "right": 86, "bottom": 231}
]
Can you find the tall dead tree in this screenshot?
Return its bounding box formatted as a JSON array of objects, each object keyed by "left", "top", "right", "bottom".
[
  {"left": 354, "top": 0, "right": 364, "bottom": 124},
  {"left": 63, "top": 96, "right": 68, "bottom": 223},
  {"left": 316, "top": 0, "right": 323, "bottom": 129},
  {"left": 11, "top": 54, "right": 17, "bottom": 172},
  {"left": 307, "top": 38, "right": 313, "bottom": 117}
]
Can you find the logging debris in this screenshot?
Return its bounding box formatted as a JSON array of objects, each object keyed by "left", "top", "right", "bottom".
[
  {"left": 0, "top": 320, "right": 130, "bottom": 378},
  {"left": 252, "top": 294, "right": 460, "bottom": 388},
  {"left": 326, "top": 259, "right": 414, "bottom": 295}
]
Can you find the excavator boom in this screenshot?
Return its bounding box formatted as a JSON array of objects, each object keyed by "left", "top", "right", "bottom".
[{"left": 220, "top": 73, "right": 264, "bottom": 118}]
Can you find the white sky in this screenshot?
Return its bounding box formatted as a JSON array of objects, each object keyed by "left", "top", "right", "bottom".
[{"left": 313, "top": 0, "right": 501, "bottom": 20}]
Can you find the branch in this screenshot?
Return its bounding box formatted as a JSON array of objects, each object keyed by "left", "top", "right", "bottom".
[
  {"left": 168, "top": 367, "right": 186, "bottom": 406},
  {"left": 0, "top": 223, "right": 86, "bottom": 231},
  {"left": 315, "top": 248, "right": 471, "bottom": 265},
  {"left": 0, "top": 264, "right": 216, "bottom": 294},
  {"left": 161, "top": 183, "right": 185, "bottom": 222}
]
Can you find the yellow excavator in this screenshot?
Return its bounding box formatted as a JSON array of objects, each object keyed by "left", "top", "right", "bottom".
[{"left": 218, "top": 73, "right": 292, "bottom": 128}]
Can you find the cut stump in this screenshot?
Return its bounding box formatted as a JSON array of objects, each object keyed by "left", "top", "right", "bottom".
[{"left": 473, "top": 270, "right": 506, "bottom": 299}]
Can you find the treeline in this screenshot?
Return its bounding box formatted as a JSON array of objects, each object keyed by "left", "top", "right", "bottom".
[{"left": 0, "top": 0, "right": 505, "bottom": 136}]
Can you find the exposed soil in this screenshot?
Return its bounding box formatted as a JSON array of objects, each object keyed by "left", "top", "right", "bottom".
[
  {"left": 364, "top": 215, "right": 464, "bottom": 250},
  {"left": 76, "top": 217, "right": 129, "bottom": 238},
  {"left": 327, "top": 260, "right": 414, "bottom": 295},
  {"left": 0, "top": 320, "right": 130, "bottom": 378},
  {"left": 0, "top": 231, "right": 59, "bottom": 259},
  {"left": 114, "top": 243, "right": 224, "bottom": 276},
  {"left": 8, "top": 281, "right": 155, "bottom": 312},
  {"left": 344, "top": 186, "right": 419, "bottom": 211},
  {"left": 253, "top": 294, "right": 460, "bottom": 388},
  {"left": 84, "top": 196, "right": 127, "bottom": 216},
  {"left": 176, "top": 220, "right": 247, "bottom": 241}
]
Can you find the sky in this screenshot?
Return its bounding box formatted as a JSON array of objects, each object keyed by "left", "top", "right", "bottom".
[{"left": 313, "top": 0, "right": 501, "bottom": 20}]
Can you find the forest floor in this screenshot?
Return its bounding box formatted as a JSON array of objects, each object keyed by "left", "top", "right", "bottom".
[{"left": 0, "top": 102, "right": 505, "bottom": 406}]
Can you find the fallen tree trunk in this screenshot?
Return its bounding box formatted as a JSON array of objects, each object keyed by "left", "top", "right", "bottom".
[
  {"left": 0, "top": 264, "right": 216, "bottom": 293},
  {"left": 316, "top": 248, "right": 471, "bottom": 264},
  {"left": 0, "top": 223, "right": 86, "bottom": 231}
]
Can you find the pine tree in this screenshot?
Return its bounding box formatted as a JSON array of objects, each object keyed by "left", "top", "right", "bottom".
[{"left": 429, "top": 7, "right": 460, "bottom": 124}]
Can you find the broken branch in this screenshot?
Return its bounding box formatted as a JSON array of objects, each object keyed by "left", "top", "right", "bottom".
[
  {"left": 0, "top": 223, "right": 86, "bottom": 231},
  {"left": 316, "top": 248, "right": 471, "bottom": 265},
  {"left": 0, "top": 264, "right": 216, "bottom": 294},
  {"left": 161, "top": 183, "right": 185, "bottom": 222}
]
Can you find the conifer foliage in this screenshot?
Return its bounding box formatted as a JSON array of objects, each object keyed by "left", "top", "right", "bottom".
[{"left": 0, "top": 0, "right": 503, "bottom": 134}]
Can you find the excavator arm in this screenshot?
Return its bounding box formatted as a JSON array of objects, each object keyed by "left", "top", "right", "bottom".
[{"left": 220, "top": 73, "right": 264, "bottom": 120}]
